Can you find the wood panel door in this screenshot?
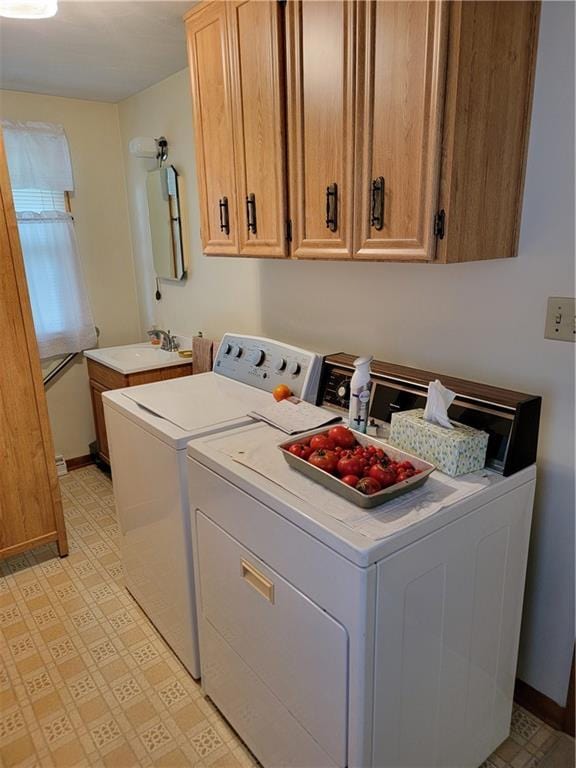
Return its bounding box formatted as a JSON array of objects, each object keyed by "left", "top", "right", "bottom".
[
  {"left": 0, "top": 130, "right": 68, "bottom": 558},
  {"left": 286, "top": 0, "right": 356, "bottom": 259},
  {"left": 185, "top": 2, "right": 239, "bottom": 255},
  {"left": 353, "top": 1, "right": 448, "bottom": 261},
  {"left": 227, "top": 0, "right": 287, "bottom": 257}
]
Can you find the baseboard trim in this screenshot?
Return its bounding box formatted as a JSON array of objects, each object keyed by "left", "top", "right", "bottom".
[
  {"left": 515, "top": 674, "right": 574, "bottom": 735},
  {"left": 66, "top": 454, "right": 95, "bottom": 471}
]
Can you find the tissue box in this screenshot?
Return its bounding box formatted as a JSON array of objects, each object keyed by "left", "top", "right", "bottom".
[{"left": 389, "top": 409, "right": 489, "bottom": 477}]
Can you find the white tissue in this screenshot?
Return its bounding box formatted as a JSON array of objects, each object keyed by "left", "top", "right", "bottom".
[{"left": 423, "top": 379, "right": 456, "bottom": 429}]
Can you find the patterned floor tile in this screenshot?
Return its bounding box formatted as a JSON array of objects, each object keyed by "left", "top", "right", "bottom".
[{"left": 0, "top": 465, "right": 572, "bottom": 768}]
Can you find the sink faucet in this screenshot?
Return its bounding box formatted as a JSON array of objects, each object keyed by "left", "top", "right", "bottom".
[{"left": 147, "top": 328, "right": 179, "bottom": 352}]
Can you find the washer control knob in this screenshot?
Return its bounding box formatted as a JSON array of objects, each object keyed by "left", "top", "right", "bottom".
[
  {"left": 337, "top": 382, "right": 349, "bottom": 399},
  {"left": 288, "top": 361, "right": 301, "bottom": 376},
  {"left": 274, "top": 357, "right": 287, "bottom": 372},
  {"left": 231, "top": 344, "right": 242, "bottom": 358},
  {"left": 223, "top": 343, "right": 232, "bottom": 356},
  {"left": 247, "top": 348, "right": 265, "bottom": 367}
]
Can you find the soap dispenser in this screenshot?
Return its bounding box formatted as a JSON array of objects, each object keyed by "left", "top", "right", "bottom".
[{"left": 348, "top": 356, "right": 373, "bottom": 433}]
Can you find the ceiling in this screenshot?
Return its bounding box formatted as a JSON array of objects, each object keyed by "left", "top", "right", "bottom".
[{"left": 0, "top": 1, "right": 196, "bottom": 102}]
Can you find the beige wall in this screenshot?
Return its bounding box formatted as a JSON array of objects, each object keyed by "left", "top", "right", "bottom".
[
  {"left": 120, "top": 6, "right": 573, "bottom": 706},
  {"left": 258, "top": 2, "right": 574, "bottom": 707},
  {"left": 117, "top": 68, "right": 261, "bottom": 343},
  {"left": 0, "top": 90, "right": 141, "bottom": 459}
]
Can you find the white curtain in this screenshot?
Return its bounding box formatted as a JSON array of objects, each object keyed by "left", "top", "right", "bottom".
[
  {"left": 2, "top": 120, "right": 74, "bottom": 191},
  {"left": 2, "top": 119, "right": 97, "bottom": 358},
  {"left": 17, "top": 212, "right": 97, "bottom": 358}
]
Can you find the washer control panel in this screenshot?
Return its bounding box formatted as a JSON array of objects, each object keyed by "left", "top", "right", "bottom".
[{"left": 214, "top": 334, "right": 322, "bottom": 403}]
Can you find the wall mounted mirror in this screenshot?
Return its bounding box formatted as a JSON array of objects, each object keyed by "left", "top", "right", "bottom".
[{"left": 146, "top": 164, "right": 185, "bottom": 281}]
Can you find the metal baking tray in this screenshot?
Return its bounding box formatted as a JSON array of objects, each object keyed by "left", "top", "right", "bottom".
[{"left": 279, "top": 429, "right": 435, "bottom": 509}]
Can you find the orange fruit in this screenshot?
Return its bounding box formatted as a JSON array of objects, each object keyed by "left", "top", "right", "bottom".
[{"left": 273, "top": 384, "right": 292, "bottom": 402}]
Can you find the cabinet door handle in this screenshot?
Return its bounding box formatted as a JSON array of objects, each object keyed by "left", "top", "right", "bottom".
[
  {"left": 326, "top": 183, "right": 338, "bottom": 232},
  {"left": 246, "top": 193, "right": 257, "bottom": 234},
  {"left": 241, "top": 558, "right": 274, "bottom": 603},
  {"left": 219, "top": 197, "right": 230, "bottom": 235},
  {"left": 370, "top": 177, "right": 385, "bottom": 231}
]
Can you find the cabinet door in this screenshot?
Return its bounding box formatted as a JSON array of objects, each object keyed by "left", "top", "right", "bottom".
[
  {"left": 185, "top": 2, "right": 239, "bottom": 255},
  {"left": 227, "top": 1, "right": 287, "bottom": 257},
  {"left": 354, "top": 1, "right": 448, "bottom": 261},
  {"left": 286, "top": 0, "right": 356, "bottom": 259},
  {"left": 89, "top": 381, "right": 109, "bottom": 463}
]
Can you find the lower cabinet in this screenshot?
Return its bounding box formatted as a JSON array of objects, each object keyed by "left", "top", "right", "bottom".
[{"left": 87, "top": 359, "right": 193, "bottom": 465}]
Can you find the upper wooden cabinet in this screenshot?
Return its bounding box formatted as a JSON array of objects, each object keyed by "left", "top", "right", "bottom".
[
  {"left": 185, "top": 0, "right": 287, "bottom": 257},
  {"left": 228, "top": 0, "right": 287, "bottom": 257},
  {"left": 286, "top": 0, "right": 355, "bottom": 259},
  {"left": 186, "top": 1, "right": 239, "bottom": 254},
  {"left": 184, "top": 0, "right": 540, "bottom": 263},
  {"left": 354, "top": 1, "right": 448, "bottom": 261}
]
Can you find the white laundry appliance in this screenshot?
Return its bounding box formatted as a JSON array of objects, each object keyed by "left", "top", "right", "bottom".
[
  {"left": 186, "top": 353, "right": 541, "bottom": 768},
  {"left": 102, "top": 334, "right": 322, "bottom": 679}
]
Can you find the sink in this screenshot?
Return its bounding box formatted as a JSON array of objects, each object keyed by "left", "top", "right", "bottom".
[{"left": 84, "top": 343, "right": 189, "bottom": 375}]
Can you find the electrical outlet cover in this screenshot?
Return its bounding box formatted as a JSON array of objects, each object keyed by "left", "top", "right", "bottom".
[{"left": 544, "top": 297, "right": 575, "bottom": 342}]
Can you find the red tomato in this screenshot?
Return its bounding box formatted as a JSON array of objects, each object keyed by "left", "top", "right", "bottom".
[
  {"left": 300, "top": 446, "right": 313, "bottom": 461},
  {"left": 310, "top": 434, "right": 336, "bottom": 451},
  {"left": 398, "top": 460, "right": 415, "bottom": 471},
  {"left": 356, "top": 477, "right": 382, "bottom": 495},
  {"left": 287, "top": 444, "right": 304, "bottom": 457},
  {"left": 327, "top": 426, "right": 357, "bottom": 449},
  {"left": 337, "top": 455, "right": 364, "bottom": 477},
  {"left": 308, "top": 449, "right": 339, "bottom": 474},
  {"left": 340, "top": 474, "right": 360, "bottom": 488},
  {"left": 369, "top": 464, "right": 397, "bottom": 488}
]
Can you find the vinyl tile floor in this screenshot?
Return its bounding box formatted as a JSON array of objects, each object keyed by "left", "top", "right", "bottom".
[{"left": 0, "top": 465, "right": 573, "bottom": 768}]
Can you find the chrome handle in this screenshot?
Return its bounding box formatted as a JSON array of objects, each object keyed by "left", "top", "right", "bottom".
[
  {"left": 219, "top": 196, "right": 229, "bottom": 235},
  {"left": 246, "top": 193, "right": 257, "bottom": 234}
]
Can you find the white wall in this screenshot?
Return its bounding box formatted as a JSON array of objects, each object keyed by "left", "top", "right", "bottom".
[
  {"left": 0, "top": 91, "right": 141, "bottom": 459},
  {"left": 117, "top": 69, "right": 262, "bottom": 343},
  {"left": 257, "top": 1, "right": 575, "bottom": 706},
  {"left": 115, "top": 3, "right": 573, "bottom": 706}
]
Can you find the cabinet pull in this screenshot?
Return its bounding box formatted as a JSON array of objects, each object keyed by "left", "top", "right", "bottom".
[
  {"left": 219, "top": 197, "right": 230, "bottom": 235},
  {"left": 325, "top": 183, "right": 338, "bottom": 232},
  {"left": 370, "top": 177, "right": 385, "bottom": 231},
  {"left": 241, "top": 558, "right": 274, "bottom": 604},
  {"left": 246, "top": 193, "right": 257, "bottom": 234}
]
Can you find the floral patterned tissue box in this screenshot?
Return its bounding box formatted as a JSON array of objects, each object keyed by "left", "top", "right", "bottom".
[{"left": 389, "top": 408, "right": 489, "bottom": 477}]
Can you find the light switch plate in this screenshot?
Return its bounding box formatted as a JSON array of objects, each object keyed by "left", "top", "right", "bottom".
[{"left": 544, "top": 297, "right": 575, "bottom": 342}]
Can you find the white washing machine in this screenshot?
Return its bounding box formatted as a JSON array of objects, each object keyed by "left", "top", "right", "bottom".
[
  {"left": 186, "top": 355, "right": 541, "bottom": 768},
  {"left": 103, "top": 333, "right": 322, "bottom": 679}
]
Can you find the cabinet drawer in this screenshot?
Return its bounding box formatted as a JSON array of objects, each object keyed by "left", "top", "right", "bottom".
[
  {"left": 202, "top": 620, "right": 340, "bottom": 768},
  {"left": 87, "top": 359, "right": 127, "bottom": 389},
  {"left": 196, "top": 512, "right": 348, "bottom": 767}
]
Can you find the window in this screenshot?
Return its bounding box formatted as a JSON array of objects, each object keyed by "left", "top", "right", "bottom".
[
  {"left": 12, "top": 188, "right": 68, "bottom": 214},
  {"left": 3, "top": 120, "right": 97, "bottom": 359}
]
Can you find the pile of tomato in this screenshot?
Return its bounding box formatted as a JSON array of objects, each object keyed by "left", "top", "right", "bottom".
[{"left": 284, "top": 425, "right": 421, "bottom": 495}]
